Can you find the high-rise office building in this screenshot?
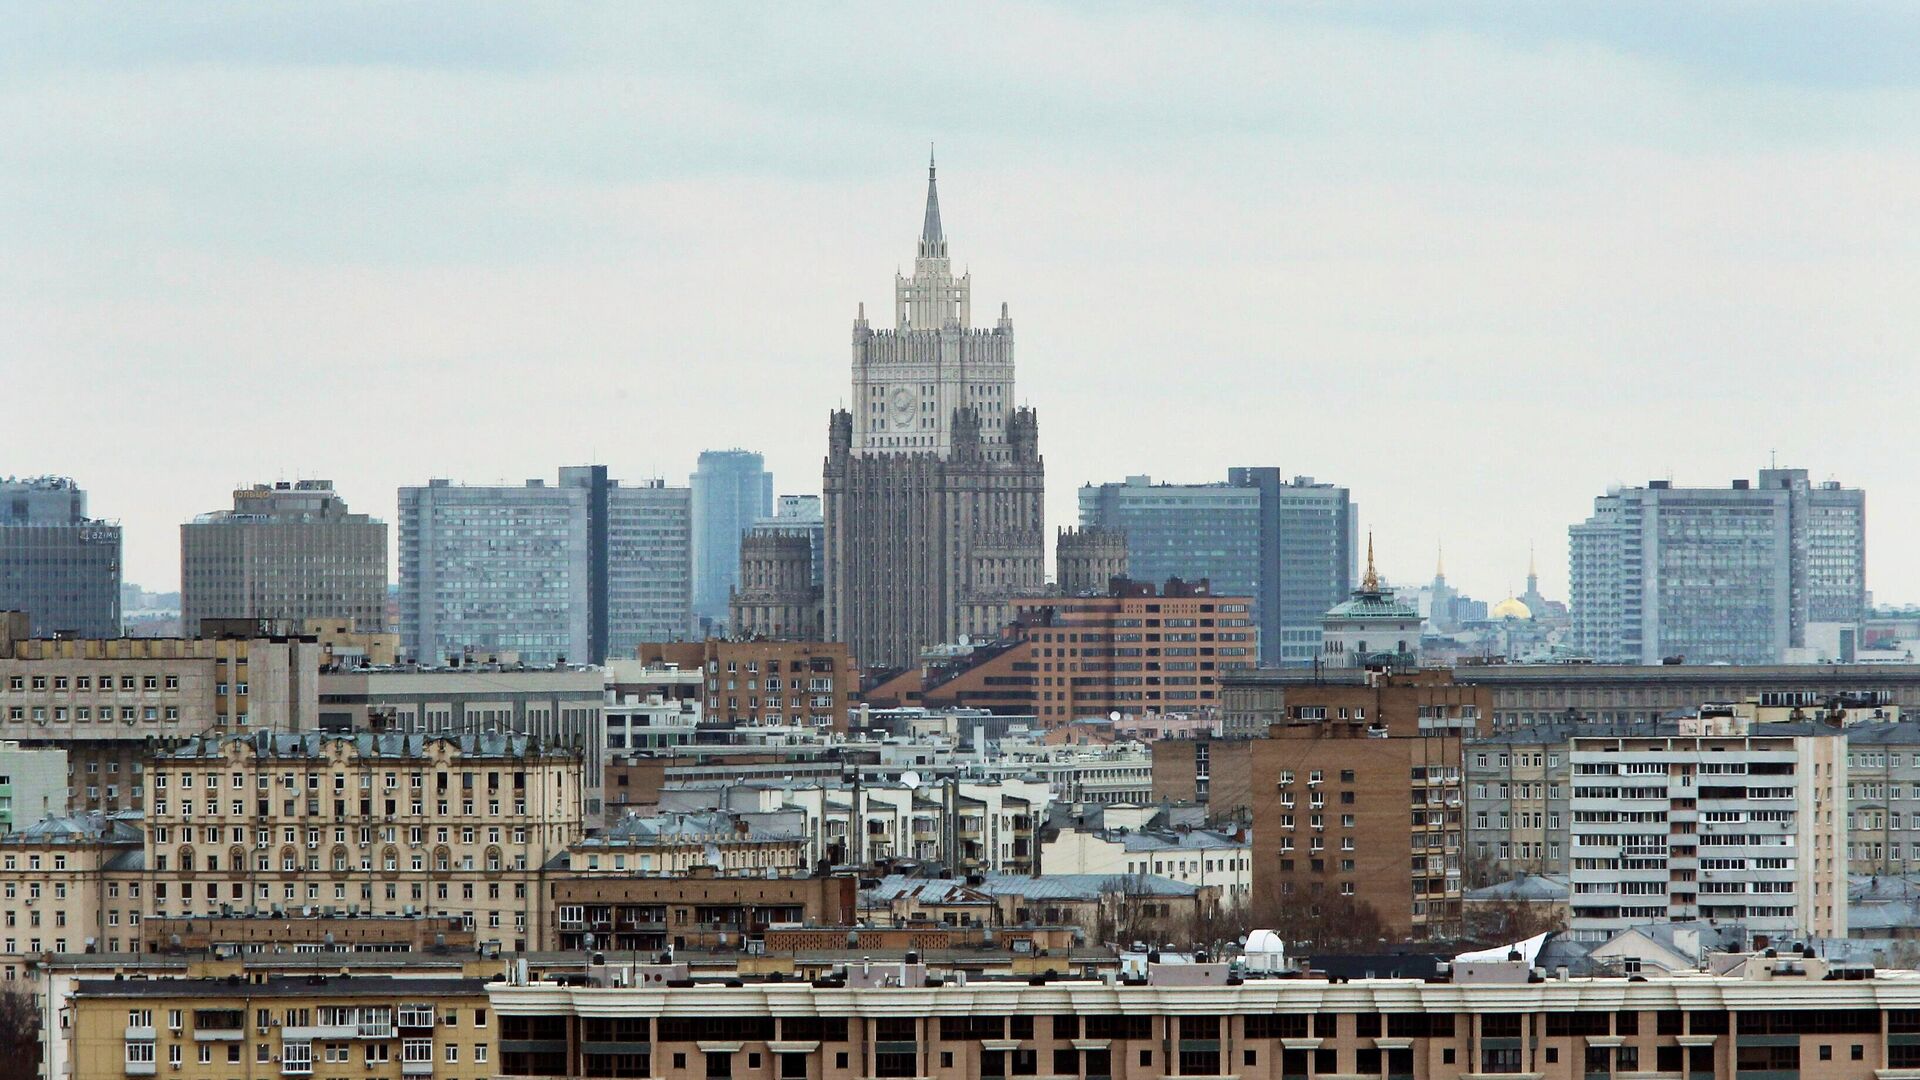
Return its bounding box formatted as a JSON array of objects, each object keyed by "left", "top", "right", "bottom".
[
  {"left": 0, "top": 476, "right": 121, "bottom": 638},
  {"left": 180, "top": 480, "right": 387, "bottom": 636},
  {"left": 594, "top": 469, "right": 693, "bottom": 658},
  {"left": 823, "top": 158, "right": 1046, "bottom": 672},
  {"left": 1079, "top": 470, "right": 1355, "bottom": 665},
  {"left": 399, "top": 467, "right": 691, "bottom": 666},
  {"left": 690, "top": 450, "right": 772, "bottom": 626},
  {"left": 1570, "top": 467, "right": 1866, "bottom": 665}
]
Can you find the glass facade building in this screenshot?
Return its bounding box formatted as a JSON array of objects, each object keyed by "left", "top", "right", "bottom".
[
  {"left": 1570, "top": 467, "right": 1865, "bottom": 665},
  {"left": 1078, "top": 470, "right": 1354, "bottom": 665}
]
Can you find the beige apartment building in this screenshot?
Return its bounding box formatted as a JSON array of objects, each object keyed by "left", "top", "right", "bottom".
[
  {"left": 0, "top": 811, "right": 142, "bottom": 979},
  {"left": 66, "top": 974, "right": 494, "bottom": 1080},
  {"left": 140, "top": 731, "right": 584, "bottom": 954},
  {"left": 0, "top": 614, "right": 322, "bottom": 813}
]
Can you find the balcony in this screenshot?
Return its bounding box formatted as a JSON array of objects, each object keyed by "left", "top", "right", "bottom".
[
  {"left": 402, "top": 1061, "right": 435, "bottom": 1077},
  {"left": 282, "top": 1023, "right": 356, "bottom": 1041}
]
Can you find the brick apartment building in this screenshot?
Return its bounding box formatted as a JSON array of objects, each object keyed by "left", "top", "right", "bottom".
[
  {"left": 1248, "top": 669, "right": 1491, "bottom": 941},
  {"left": 864, "top": 578, "right": 1255, "bottom": 726},
  {"left": 637, "top": 640, "right": 857, "bottom": 732}
]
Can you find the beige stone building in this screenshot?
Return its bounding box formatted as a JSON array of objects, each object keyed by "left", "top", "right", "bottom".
[
  {"left": 0, "top": 811, "right": 142, "bottom": 979},
  {"left": 728, "top": 532, "right": 822, "bottom": 640},
  {"left": 0, "top": 616, "right": 322, "bottom": 813},
  {"left": 141, "top": 731, "right": 584, "bottom": 954}
]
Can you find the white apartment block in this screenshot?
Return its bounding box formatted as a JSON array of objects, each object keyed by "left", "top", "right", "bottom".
[
  {"left": 1568, "top": 716, "right": 1846, "bottom": 946},
  {"left": 1039, "top": 827, "right": 1252, "bottom": 907}
]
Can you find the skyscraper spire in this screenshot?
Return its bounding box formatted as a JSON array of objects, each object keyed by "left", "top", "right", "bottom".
[
  {"left": 1362, "top": 532, "right": 1380, "bottom": 593},
  {"left": 919, "top": 146, "right": 945, "bottom": 259},
  {"left": 1435, "top": 542, "right": 1446, "bottom": 581}
]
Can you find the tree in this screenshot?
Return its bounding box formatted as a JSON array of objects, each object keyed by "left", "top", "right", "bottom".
[{"left": 0, "top": 986, "right": 39, "bottom": 1080}]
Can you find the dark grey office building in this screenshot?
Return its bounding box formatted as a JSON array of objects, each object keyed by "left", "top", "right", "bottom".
[
  {"left": 0, "top": 476, "right": 122, "bottom": 638},
  {"left": 1078, "top": 470, "right": 1355, "bottom": 665}
]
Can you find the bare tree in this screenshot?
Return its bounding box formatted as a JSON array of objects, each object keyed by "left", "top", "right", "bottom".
[
  {"left": 0, "top": 986, "right": 39, "bottom": 1080},
  {"left": 1463, "top": 898, "right": 1563, "bottom": 945}
]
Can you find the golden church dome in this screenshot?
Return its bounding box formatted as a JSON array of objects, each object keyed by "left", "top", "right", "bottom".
[{"left": 1490, "top": 596, "right": 1532, "bottom": 621}]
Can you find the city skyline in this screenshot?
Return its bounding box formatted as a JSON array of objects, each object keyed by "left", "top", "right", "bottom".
[{"left": 9, "top": 5, "right": 1920, "bottom": 606}]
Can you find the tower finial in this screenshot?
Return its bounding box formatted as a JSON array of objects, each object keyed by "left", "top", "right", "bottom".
[
  {"left": 1362, "top": 532, "right": 1380, "bottom": 593},
  {"left": 1528, "top": 541, "right": 1537, "bottom": 578},
  {"left": 1436, "top": 542, "right": 1445, "bottom": 580},
  {"left": 919, "top": 146, "right": 944, "bottom": 258}
]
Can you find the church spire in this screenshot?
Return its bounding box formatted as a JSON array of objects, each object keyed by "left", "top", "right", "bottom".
[
  {"left": 918, "top": 146, "right": 945, "bottom": 259},
  {"left": 1362, "top": 532, "right": 1380, "bottom": 594}
]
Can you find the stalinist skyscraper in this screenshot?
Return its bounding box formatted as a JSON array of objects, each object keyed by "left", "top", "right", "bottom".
[{"left": 823, "top": 156, "right": 1046, "bottom": 673}]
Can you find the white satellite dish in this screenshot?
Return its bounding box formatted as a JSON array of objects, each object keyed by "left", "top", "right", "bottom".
[
  {"left": 901, "top": 771, "right": 923, "bottom": 790},
  {"left": 1108, "top": 711, "right": 1121, "bottom": 722}
]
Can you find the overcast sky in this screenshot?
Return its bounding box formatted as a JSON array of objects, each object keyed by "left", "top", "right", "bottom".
[{"left": 7, "top": 3, "right": 1919, "bottom": 605}]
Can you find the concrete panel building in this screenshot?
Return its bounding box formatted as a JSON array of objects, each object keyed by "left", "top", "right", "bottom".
[
  {"left": 398, "top": 467, "right": 690, "bottom": 666},
  {"left": 0, "top": 476, "right": 121, "bottom": 638},
  {"left": 180, "top": 480, "right": 387, "bottom": 635},
  {"left": 0, "top": 741, "right": 66, "bottom": 831},
  {"left": 1570, "top": 467, "right": 1866, "bottom": 665},
  {"left": 0, "top": 614, "right": 323, "bottom": 813},
  {"left": 1565, "top": 717, "right": 1848, "bottom": 946}
]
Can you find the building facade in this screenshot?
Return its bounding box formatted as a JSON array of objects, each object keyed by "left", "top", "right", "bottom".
[
  {"left": 398, "top": 468, "right": 691, "bottom": 666},
  {"left": 0, "top": 475, "right": 121, "bottom": 638},
  {"left": 1570, "top": 468, "right": 1866, "bottom": 665},
  {"left": 1249, "top": 670, "right": 1490, "bottom": 941},
  {"left": 1079, "top": 471, "right": 1355, "bottom": 665},
  {"left": 635, "top": 640, "right": 857, "bottom": 732},
  {"left": 1322, "top": 544, "right": 1421, "bottom": 669},
  {"left": 690, "top": 450, "right": 773, "bottom": 627},
  {"left": 823, "top": 160, "right": 1047, "bottom": 674},
  {"left": 1565, "top": 719, "right": 1848, "bottom": 945},
  {"left": 487, "top": 960, "right": 1920, "bottom": 1080},
  {"left": 398, "top": 477, "right": 589, "bottom": 666},
  {"left": 728, "top": 532, "right": 822, "bottom": 641},
  {"left": 0, "top": 741, "right": 66, "bottom": 831},
  {"left": 1449, "top": 663, "right": 1920, "bottom": 730},
  {"left": 142, "top": 731, "right": 584, "bottom": 954},
  {"left": 0, "top": 618, "right": 323, "bottom": 813},
  {"left": 314, "top": 666, "right": 607, "bottom": 818},
  {"left": 1009, "top": 579, "right": 1255, "bottom": 726},
  {"left": 181, "top": 480, "right": 388, "bottom": 636},
  {"left": 68, "top": 975, "right": 495, "bottom": 1080}
]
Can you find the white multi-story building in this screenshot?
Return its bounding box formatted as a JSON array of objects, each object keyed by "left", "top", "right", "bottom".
[
  {"left": 1567, "top": 715, "right": 1847, "bottom": 946},
  {"left": 1570, "top": 467, "right": 1866, "bottom": 665},
  {"left": 1040, "top": 826, "right": 1252, "bottom": 907},
  {"left": 399, "top": 466, "right": 691, "bottom": 667}
]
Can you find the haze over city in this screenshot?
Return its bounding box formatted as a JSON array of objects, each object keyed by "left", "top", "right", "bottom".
[{"left": 8, "top": 4, "right": 1920, "bottom": 603}]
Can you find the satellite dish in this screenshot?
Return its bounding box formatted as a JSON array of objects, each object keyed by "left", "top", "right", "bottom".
[
  {"left": 901, "top": 771, "right": 923, "bottom": 790},
  {"left": 1108, "top": 711, "right": 1121, "bottom": 722}
]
